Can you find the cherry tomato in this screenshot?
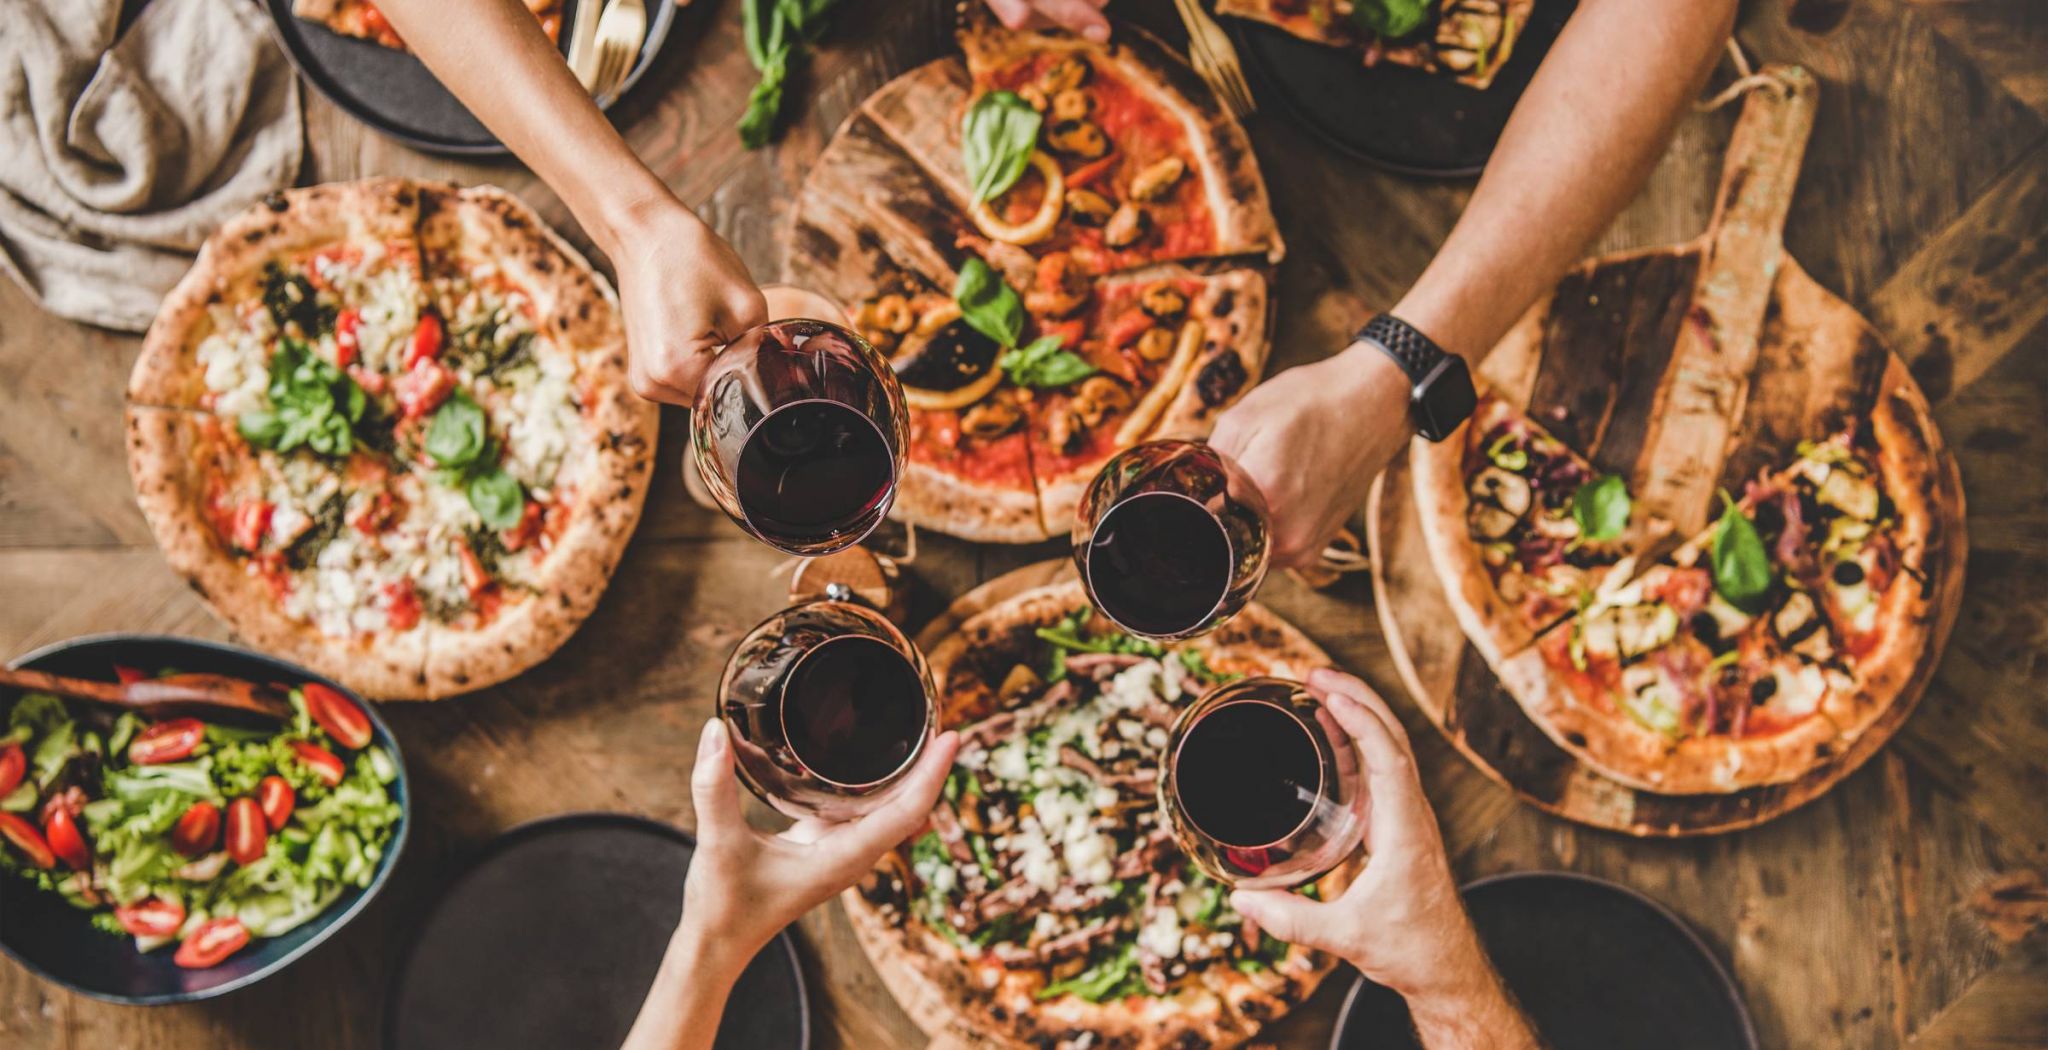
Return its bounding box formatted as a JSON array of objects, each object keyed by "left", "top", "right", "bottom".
[
  {"left": 129, "top": 718, "right": 205, "bottom": 765},
  {"left": 289, "top": 740, "right": 347, "bottom": 787},
  {"left": 169, "top": 801, "right": 222, "bottom": 857},
  {"left": 42, "top": 807, "right": 91, "bottom": 871},
  {"left": 113, "top": 665, "right": 149, "bottom": 685},
  {"left": 395, "top": 359, "right": 454, "bottom": 418},
  {"left": 257, "top": 776, "right": 295, "bottom": 831},
  {"left": 383, "top": 577, "right": 421, "bottom": 631},
  {"left": 334, "top": 307, "right": 362, "bottom": 368},
  {"left": 0, "top": 812, "right": 55, "bottom": 869},
  {"left": 226, "top": 798, "right": 267, "bottom": 866},
  {"left": 304, "top": 682, "right": 373, "bottom": 751},
  {"left": 230, "top": 501, "right": 274, "bottom": 553},
  {"left": 502, "top": 498, "right": 545, "bottom": 552},
  {"left": 0, "top": 742, "right": 23, "bottom": 798},
  {"left": 173, "top": 917, "right": 249, "bottom": 969},
  {"left": 115, "top": 897, "right": 186, "bottom": 938},
  {"left": 457, "top": 542, "right": 490, "bottom": 599},
  {"left": 404, "top": 311, "right": 444, "bottom": 369}
]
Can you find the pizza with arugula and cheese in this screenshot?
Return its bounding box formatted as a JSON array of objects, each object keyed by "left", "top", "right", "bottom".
[{"left": 126, "top": 180, "right": 655, "bottom": 701}]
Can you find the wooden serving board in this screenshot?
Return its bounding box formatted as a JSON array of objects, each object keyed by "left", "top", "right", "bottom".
[{"left": 1367, "top": 68, "right": 1969, "bottom": 837}]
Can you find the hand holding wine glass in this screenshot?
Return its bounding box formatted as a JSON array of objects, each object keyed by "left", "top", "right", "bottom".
[{"left": 607, "top": 194, "right": 768, "bottom": 405}]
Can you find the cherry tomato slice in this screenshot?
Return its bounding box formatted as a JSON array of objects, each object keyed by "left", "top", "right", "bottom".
[
  {"left": 0, "top": 742, "right": 23, "bottom": 799},
  {"left": 289, "top": 740, "right": 346, "bottom": 787},
  {"left": 113, "top": 665, "right": 149, "bottom": 685},
  {"left": 382, "top": 577, "right": 421, "bottom": 631},
  {"left": 170, "top": 801, "right": 222, "bottom": 858},
  {"left": 173, "top": 917, "right": 249, "bottom": 969},
  {"left": 404, "top": 311, "right": 444, "bottom": 369},
  {"left": 257, "top": 775, "right": 295, "bottom": 831},
  {"left": 0, "top": 812, "right": 55, "bottom": 869},
  {"left": 226, "top": 798, "right": 267, "bottom": 866},
  {"left": 42, "top": 806, "right": 91, "bottom": 871},
  {"left": 115, "top": 897, "right": 186, "bottom": 938},
  {"left": 303, "top": 682, "right": 373, "bottom": 751},
  {"left": 230, "top": 501, "right": 273, "bottom": 553},
  {"left": 129, "top": 718, "right": 205, "bottom": 765},
  {"left": 334, "top": 307, "right": 362, "bottom": 368}
]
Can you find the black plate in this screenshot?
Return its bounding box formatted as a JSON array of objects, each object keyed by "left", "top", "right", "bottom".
[
  {"left": 384, "top": 813, "right": 810, "bottom": 1050},
  {"left": 264, "top": 0, "right": 677, "bottom": 156},
  {"left": 1226, "top": 1, "right": 1576, "bottom": 177},
  {"left": 1331, "top": 871, "right": 1757, "bottom": 1049},
  {"left": 0, "top": 634, "right": 410, "bottom": 1005}
]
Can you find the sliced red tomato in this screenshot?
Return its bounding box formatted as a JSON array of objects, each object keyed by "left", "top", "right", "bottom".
[
  {"left": 1106, "top": 309, "right": 1152, "bottom": 350},
  {"left": 348, "top": 364, "right": 389, "bottom": 395},
  {"left": 226, "top": 798, "right": 267, "bottom": 865},
  {"left": 303, "top": 682, "right": 373, "bottom": 750},
  {"left": 40, "top": 785, "right": 87, "bottom": 824},
  {"left": 43, "top": 807, "right": 91, "bottom": 871},
  {"left": 230, "top": 501, "right": 274, "bottom": 553},
  {"left": 129, "top": 718, "right": 205, "bottom": 765},
  {"left": 0, "top": 742, "right": 23, "bottom": 798},
  {"left": 457, "top": 542, "right": 490, "bottom": 599},
  {"left": 115, "top": 897, "right": 186, "bottom": 938},
  {"left": 174, "top": 917, "right": 249, "bottom": 969},
  {"left": 351, "top": 489, "right": 398, "bottom": 535},
  {"left": 502, "top": 498, "right": 545, "bottom": 551},
  {"left": 383, "top": 577, "right": 422, "bottom": 631},
  {"left": 289, "top": 740, "right": 346, "bottom": 787},
  {"left": 404, "top": 311, "right": 445, "bottom": 369},
  {"left": 257, "top": 775, "right": 295, "bottom": 831},
  {"left": 334, "top": 307, "right": 362, "bottom": 368},
  {"left": 113, "top": 665, "right": 149, "bottom": 685},
  {"left": 0, "top": 812, "right": 55, "bottom": 869},
  {"left": 1067, "top": 154, "right": 1118, "bottom": 188},
  {"left": 169, "top": 801, "right": 222, "bottom": 857},
  {"left": 395, "top": 359, "right": 455, "bottom": 418}
]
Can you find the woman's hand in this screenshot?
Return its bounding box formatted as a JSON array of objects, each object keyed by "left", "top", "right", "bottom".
[
  {"left": 983, "top": 0, "right": 1111, "bottom": 41},
  {"left": 596, "top": 195, "right": 766, "bottom": 405},
  {"left": 1208, "top": 344, "right": 1413, "bottom": 567}
]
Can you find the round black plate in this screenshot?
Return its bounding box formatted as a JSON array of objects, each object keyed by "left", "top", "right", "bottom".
[
  {"left": 1331, "top": 871, "right": 1757, "bottom": 1049},
  {"left": 0, "top": 634, "right": 410, "bottom": 1005},
  {"left": 264, "top": 0, "right": 677, "bottom": 156},
  {"left": 384, "top": 813, "right": 810, "bottom": 1050},
  {"left": 1227, "top": 1, "right": 1576, "bottom": 177}
]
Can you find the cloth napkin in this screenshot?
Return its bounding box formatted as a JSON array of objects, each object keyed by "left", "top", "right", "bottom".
[{"left": 0, "top": 0, "right": 303, "bottom": 331}]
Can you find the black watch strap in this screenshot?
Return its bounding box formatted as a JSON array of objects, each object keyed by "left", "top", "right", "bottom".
[
  {"left": 1355, "top": 313, "right": 1476, "bottom": 443},
  {"left": 1357, "top": 314, "right": 1439, "bottom": 381}
]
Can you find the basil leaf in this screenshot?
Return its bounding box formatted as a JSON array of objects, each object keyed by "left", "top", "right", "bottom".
[
  {"left": 1350, "top": 0, "right": 1430, "bottom": 38},
  {"left": 1569, "top": 474, "right": 1631, "bottom": 542},
  {"left": 738, "top": 0, "right": 839, "bottom": 148},
  {"left": 426, "top": 394, "right": 490, "bottom": 471},
  {"left": 466, "top": 468, "right": 526, "bottom": 531},
  {"left": 998, "top": 334, "right": 1097, "bottom": 389},
  {"left": 1710, "top": 491, "right": 1774, "bottom": 612},
  {"left": 962, "top": 91, "right": 1044, "bottom": 203},
  {"left": 954, "top": 258, "right": 1026, "bottom": 348},
  {"left": 241, "top": 340, "right": 361, "bottom": 458}
]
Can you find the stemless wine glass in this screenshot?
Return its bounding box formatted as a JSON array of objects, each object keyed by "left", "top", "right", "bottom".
[
  {"left": 690, "top": 287, "right": 907, "bottom": 557},
  {"left": 1159, "top": 677, "right": 1367, "bottom": 889},
  {"left": 1071, "top": 439, "right": 1271, "bottom": 641},
  {"left": 718, "top": 598, "right": 937, "bottom": 821}
]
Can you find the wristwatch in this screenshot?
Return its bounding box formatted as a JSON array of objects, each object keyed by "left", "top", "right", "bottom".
[{"left": 1355, "top": 314, "right": 1477, "bottom": 443}]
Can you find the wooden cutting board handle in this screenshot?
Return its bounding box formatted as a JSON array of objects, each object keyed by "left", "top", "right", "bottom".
[{"left": 1630, "top": 65, "right": 1821, "bottom": 536}]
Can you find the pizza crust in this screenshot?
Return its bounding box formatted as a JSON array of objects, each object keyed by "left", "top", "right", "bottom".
[
  {"left": 1410, "top": 397, "right": 1538, "bottom": 668},
  {"left": 892, "top": 459, "right": 1049, "bottom": 544}
]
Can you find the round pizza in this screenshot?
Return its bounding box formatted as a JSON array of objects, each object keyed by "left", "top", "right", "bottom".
[
  {"left": 126, "top": 179, "right": 656, "bottom": 700},
  {"left": 789, "top": 12, "right": 1279, "bottom": 542},
  {"left": 844, "top": 581, "right": 1351, "bottom": 1050},
  {"left": 1416, "top": 379, "right": 1946, "bottom": 794}
]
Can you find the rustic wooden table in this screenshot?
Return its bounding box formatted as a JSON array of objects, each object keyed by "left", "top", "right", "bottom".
[{"left": 3, "top": 0, "right": 2044, "bottom": 1046}]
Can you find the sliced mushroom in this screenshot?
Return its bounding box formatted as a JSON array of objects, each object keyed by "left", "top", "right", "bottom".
[
  {"left": 1039, "top": 55, "right": 1090, "bottom": 94},
  {"left": 1139, "top": 283, "right": 1188, "bottom": 320},
  {"left": 1469, "top": 466, "right": 1533, "bottom": 516},
  {"left": 1103, "top": 203, "right": 1149, "bottom": 248},
  {"left": 962, "top": 397, "right": 1024, "bottom": 439},
  {"left": 1468, "top": 503, "right": 1521, "bottom": 541},
  {"left": 1614, "top": 603, "right": 1679, "bottom": 659},
  {"left": 1134, "top": 325, "right": 1176, "bottom": 362},
  {"left": 1047, "top": 119, "right": 1108, "bottom": 160},
  {"left": 1128, "top": 156, "right": 1187, "bottom": 202},
  {"left": 1066, "top": 188, "right": 1115, "bottom": 226},
  {"left": 1050, "top": 88, "right": 1092, "bottom": 123},
  {"left": 1771, "top": 590, "right": 1822, "bottom": 647}
]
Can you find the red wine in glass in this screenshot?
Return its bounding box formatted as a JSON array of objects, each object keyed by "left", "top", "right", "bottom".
[
  {"left": 1160, "top": 677, "right": 1367, "bottom": 888},
  {"left": 779, "top": 633, "right": 927, "bottom": 787}
]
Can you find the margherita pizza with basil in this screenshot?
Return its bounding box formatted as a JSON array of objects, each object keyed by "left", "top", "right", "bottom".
[
  {"left": 126, "top": 179, "right": 655, "bottom": 700},
  {"left": 845, "top": 581, "right": 1348, "bottom": 1049},
  {"left": 790, "top": 13, "right": 1278, "bottom": 542}
]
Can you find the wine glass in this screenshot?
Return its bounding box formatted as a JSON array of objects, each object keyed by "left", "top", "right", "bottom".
[
  {"left": 1070, "top": 439, "right": 1271, "bottom": 641},
  {"left": 690, "top": 286, "right": 906, "bottom": 557},
  {"left": 718, "top": 598, "right": 937, "bottom": 821},
  {"left": 1158, "top": 677, "right": 1367, "bottom": 889}
]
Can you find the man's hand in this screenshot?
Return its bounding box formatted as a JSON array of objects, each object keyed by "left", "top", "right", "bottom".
[
  {"left": 984, "top": 0, "right": 1111, "bottom": 41},
  {"left": 1208, "top": 344, "right": 1412, "bottom": 567},
  {"left": 596, "top": 196, "right": 766, "bottom": 405}
]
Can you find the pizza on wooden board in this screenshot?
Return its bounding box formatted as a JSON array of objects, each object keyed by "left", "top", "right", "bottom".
[
  {"left": 127, "top": 179, "right": 655, "bottom": 701},
  {"left": 789, "top": 12, "right": 1279, "bottom": 542},
  {"left": 290, "top": 0, "right": 565, "bottom": 51},
  {"left": 844, "top": 581, "right": 1349, "bottom": 1050},
  {"left": 1214, "top": 0, "right": 1536, "bottom": 90}
]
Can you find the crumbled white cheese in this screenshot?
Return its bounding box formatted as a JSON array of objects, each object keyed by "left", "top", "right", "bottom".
[
  {"left": 503, "top": 345, "right": 580, "bottom": 491},
  {"left": 1137, "top": 907, "right": 1183, "bottom": 959}
]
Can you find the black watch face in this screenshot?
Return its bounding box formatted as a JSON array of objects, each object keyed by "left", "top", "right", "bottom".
[{"left": 1415, "top": 355, "right": 1478, "bottom": 442}]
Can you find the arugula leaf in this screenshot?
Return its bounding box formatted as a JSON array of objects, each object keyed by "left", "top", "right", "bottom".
[
  {"left": 953, "top": 258, "right": 1027, "bottom": 349},
  {"left": 1569, "top": 474, "right": 1631, "bottom": 542},
  {"left": 426, "top": 393, "right": 490, "bottom": 470},
  {"left": 1710, "top": 491, "right": 1774, "bottom": 612},
  {"left": 962, "top": 91, "right": 1044, "bottom": 202},
  {"left": 1038, "top": 942, "right": 1139, "bottom": 1001},
  {"left": 466, "top": 469, "right": 526, "bottom": 531},
  {"left": 1350, "top": 0, "right": 1430, "bottom": 38},
  {"left": 999, "top": 334, "right": 1097, "bottom": 389}
]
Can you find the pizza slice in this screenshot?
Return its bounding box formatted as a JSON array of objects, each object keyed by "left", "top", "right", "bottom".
[
  {"left": 291, "top": 0, "right": 563, "bottom": 52},
  {"left": 1411, "top": 394, "right": 1669, "bottom": 667},
  {"left": 1214, "top": 0, "right": 1536, "bottom": 91}
]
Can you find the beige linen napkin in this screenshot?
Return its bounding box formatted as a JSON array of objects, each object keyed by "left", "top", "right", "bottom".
[{"left": 0, "top": 0, "right": 303, "bottom": 331}]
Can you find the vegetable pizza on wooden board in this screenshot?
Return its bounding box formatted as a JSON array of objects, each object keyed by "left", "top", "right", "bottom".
[
  {"left": 845, "top": 579, "right": 1350, "bottom": 1050},
  {"left": 126, "top": 179, "right": 656, "bottom": 701},
  {"left": 788, "top": 11, "right": 1279, "bottom": 542}
]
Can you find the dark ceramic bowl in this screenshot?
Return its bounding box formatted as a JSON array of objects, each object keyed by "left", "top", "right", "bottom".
[{"left": 0, "top": 634, "right": 410, "bottom": 1005}]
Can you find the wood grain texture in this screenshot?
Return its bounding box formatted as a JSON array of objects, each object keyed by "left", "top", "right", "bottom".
[{"left": 0, "top": 0, "right": 2044, "bottom": 1047}]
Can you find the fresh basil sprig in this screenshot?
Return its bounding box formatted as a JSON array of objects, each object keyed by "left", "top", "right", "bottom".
[
  {"left": 954, "top": 258, "right": 1097, "bottom": 389},
  {"left": 1710, "top": 491, "right": 1773, "bottom": 612},
  {"left": 424, "top": 392, "right": 526, "bottom": 530},
  {"left": 238, "top": 339, "right": 366, "bottom": 458},
  {"left": 1350, "top": 0, "right": 1430, "bottom": 38},
  {"left": 999, "top": 335, "right": 1096, "bottom": 389},
  {"left": 1569, "top": 474, "right": 1631, "bottom": 543},
  {"left": 962, "top": 91, "right": 1043, "bottom": 203},
  {"left": 739, "top": 0, "right": 839, "bottom": 149}
]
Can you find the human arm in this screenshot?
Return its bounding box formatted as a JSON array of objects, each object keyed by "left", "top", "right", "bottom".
[
  {"left": 1230, "top": 669, "right": 1540, "bottom": 1050},
  {"left": 372, "top": 0, "right": 765, "bottom": 403},
  {"left": 1210, "top": 0, "right": 1736, "bottom": 565},
  {"left": 983, "top": 0, "right": 1111, "bottom": 41},
  {"left": 619, "top": 720, "right": 961, "bottom": 1050}
]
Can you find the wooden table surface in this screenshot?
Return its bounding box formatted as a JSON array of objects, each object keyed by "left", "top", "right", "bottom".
[{"left": 3, "top": 0, "right": 2045, "bottom": 1046}]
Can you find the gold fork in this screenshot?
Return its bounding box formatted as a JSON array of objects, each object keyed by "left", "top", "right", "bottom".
[
  {"left": 590, "top": 0, "right": 649, "bottom": 102},
  {"left": 1170, "top": 0, "right": 1256, "bottom": 118}
]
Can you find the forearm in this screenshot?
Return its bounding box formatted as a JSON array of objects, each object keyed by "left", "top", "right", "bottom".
[
  {"left": 618, "top": 918, "right": 758, "bottom": 1050},
  {"left": 372, "top": 0, "right": 677, "bottom": 254},
  {"left": 1392, "top": 0, "right": 1735, "bottom": 361},
  {"left": 1399, "top": 935, "right": 1543, "bottom": 1050}
]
